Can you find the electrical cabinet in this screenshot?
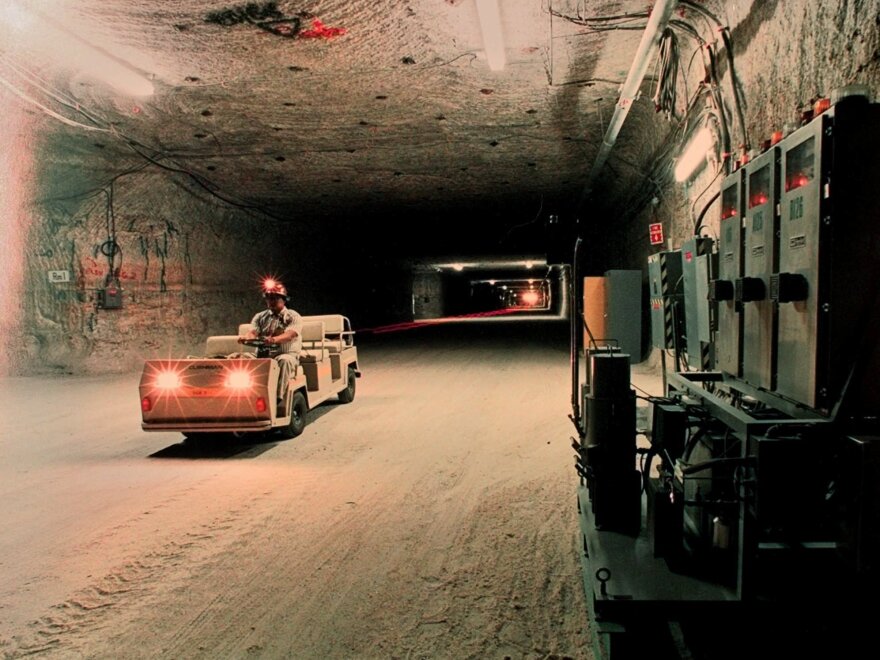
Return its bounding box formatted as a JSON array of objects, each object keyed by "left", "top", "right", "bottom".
[
  {"left": 740, "top": 147, "right": 780, "bottom": 390},
  {"left": 605, "top": 269, "right": 642, "bottom": 363},
  {"left": 775, "top": 94, "right": 880, "bottom": 411},
  {"left": 583, "top": 276, "right": 607, "bottom": 347},
  {"left": 712, "top": 172, "right": 745, "bottom": 376},
  {"left": 681, "top": 237, "right": 714, "bottom": 369},
  {"left": 648, "top": 250, "right": 682, "bottom": 350}
]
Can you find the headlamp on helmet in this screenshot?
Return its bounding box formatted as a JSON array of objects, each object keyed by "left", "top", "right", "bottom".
[{"left": 262, "top": 279, "right": 288, "bottom": 301}]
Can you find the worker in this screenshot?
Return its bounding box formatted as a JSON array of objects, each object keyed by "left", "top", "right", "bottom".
[{"left": 239, "top": 279, "right": 303, "bottom": 409}]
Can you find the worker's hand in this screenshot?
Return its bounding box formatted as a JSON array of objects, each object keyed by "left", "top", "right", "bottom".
[
  {"left": 237, "top": 336, "right": 248, "bottom": 344},
  {"left": 264, "top": 336, "right": 275, "bottom": 345}
]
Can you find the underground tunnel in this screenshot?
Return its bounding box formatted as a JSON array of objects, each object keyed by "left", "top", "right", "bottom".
[{"left": 2, "top": 1, "right": 880, "bottom": 658}]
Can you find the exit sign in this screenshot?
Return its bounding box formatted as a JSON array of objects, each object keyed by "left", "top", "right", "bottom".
[{"left": 649, "top": 222, "right": 664, "bottom": 246}]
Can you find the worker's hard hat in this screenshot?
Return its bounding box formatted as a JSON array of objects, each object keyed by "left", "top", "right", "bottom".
[{"left": 262, "top": 279, "right": 288, "bottom": 301}]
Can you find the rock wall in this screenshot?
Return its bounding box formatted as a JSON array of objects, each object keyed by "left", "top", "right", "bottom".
[{"left": 10, "top": 161, "right": 329, "bottom": 375}]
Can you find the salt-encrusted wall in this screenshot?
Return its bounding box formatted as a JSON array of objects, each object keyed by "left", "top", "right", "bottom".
[{"left": 12, "top": 162, "right": 331, "bottom": 375}]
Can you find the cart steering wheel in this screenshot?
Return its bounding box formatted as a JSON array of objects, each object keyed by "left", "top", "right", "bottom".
[{"left": 239, "top": 337, "right": 270, "bottom": 348}]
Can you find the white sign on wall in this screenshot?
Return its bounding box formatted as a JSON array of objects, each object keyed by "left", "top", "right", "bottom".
[{"left": 48, "top": 270, "right": 71, "bottom": 283}]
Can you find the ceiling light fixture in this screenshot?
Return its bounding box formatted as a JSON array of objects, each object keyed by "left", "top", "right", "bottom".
[
  {"left": 674, "top": 126, "right": 715, "bottom": 182},
  {"left": 475, "top": 0, "right": 505, "bottom": 71}
]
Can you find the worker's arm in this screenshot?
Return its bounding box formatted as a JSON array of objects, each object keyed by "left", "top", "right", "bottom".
[
  {"left": 238, "top": 318, "right": 260, "bottom": 343},
  {"left": 265, "top": 325, "right": 299, "bottom": 345}
]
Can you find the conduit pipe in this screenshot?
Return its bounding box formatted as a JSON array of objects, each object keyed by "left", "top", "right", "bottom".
[{"left": 580, "top": 0, "right": 679, "bottom": 205}]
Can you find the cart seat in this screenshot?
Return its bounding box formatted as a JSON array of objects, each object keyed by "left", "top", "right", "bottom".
[
  {"left": 299, "top": 321, "right": 329, "bottom": 363},
  {"left": 301, "top": 314, "right": 354, "bottom": 353}
]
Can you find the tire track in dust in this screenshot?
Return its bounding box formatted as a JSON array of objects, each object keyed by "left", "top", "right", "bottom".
[
  {"left": 366, "top": 474, "right": 591, "bottom": 660},
  {"left": 152, "top": 471, "right": 405, "bottom": 659},
  {"left": 131, "top": 450, "right": 478, "bottom": 658},
  {"left": 2, "top": 488, "right": 275, "bottom": 660}
]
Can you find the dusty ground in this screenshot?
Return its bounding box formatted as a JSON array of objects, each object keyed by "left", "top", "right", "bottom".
[{"left": 0, "top": 321, "right": 662, "bottom": 659}]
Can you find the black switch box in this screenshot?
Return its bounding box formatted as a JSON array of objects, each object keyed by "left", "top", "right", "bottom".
[
  {"left": 770, "top": 272, "right": 809, "bottom": 303},
  {"left": 735, "top": 277, "right": 767, "bottom": 303},
  {"left": 98, "top": 286, "right": 124, "bottom": 309},
  {"left": 708, "top": 279, "right": 735, "bottom": 302}
]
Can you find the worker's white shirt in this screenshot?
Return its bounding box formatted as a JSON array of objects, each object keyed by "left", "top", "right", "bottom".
[{"left": 250, "top": 307, "right": 303, "bottom": 355}]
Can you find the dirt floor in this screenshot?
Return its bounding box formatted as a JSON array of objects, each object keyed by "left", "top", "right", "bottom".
[{"left": 0, "top": 321, "right": 663, "bottom": 659}]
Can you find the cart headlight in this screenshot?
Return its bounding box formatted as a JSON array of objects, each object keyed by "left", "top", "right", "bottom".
[
  {"left": 155, "top": 370, "right": 182, "bottom": 389},
  {"left": 225, "top": 370, "right": 253, "bottom": 389}
]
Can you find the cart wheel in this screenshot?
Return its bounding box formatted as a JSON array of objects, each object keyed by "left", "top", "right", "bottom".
[
  {"left": 281, "top": 391, "right": 308, "bottom": 439},
  {"left": 338, "top": 366, "right": 356, "bottom": 403}
]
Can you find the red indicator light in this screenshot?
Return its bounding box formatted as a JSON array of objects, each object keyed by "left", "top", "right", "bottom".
[
  {"left": 771, "top": 130, "right": 783, "bottom": 145},
  {"left": 814, "top": 98, "right": 831, "bottom": 115},
  {"left": 721, "top": 207, "right": 737, "bottom": 220},
  {"left": 786, "top": 174, "right": 809, "bottom": 192},
  {"left": 255, "top": 397, "right": 267, "bottom": 412},
  {"left": 750, "top": 193, "right": 768, "bottom": 208},
  {"left": 685, "top": 251, "right": 693, "bottom": 262},
  {"left": 141, "top": 397, "right": 152, "bottom": 412}
]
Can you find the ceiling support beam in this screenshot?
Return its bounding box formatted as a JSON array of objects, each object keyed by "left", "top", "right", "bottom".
[{"left": 580, "top": 0, "right": 679, "bottom": 204}]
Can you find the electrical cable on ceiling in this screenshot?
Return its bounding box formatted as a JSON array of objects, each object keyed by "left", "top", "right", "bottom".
[
  {"left": 38, "top": 163, "right": 152, "bottom": 209},
  {"left": 652, "top": 27, "right": 679, "bottom": 120},
  {"left": 693, "top": 189, "right": 720, "bottom": 236},
  {"left": 0, "top": 54, "right": 108, "bottom": 129},
  {"left": 670, "top": 18, "right": 732, "bottom": 167},
  {"left": 1, "top": 54, "right": 291, "bottom": 224},
  {"left": 605, "top": 80, "right": 712, "bottom": 232},
  {"left": 618, "top": 0, "right": 750, "bottom": 203},
  {"left": 499, "top": 195, "right": 543, "bottom": 245},
  {"left": 548, "top": 5, "right": 649, "bottom": 27},
  {"left": 99, "top": 182, "right": 123, "bottom": 283},
  {"left": 679, "top": 0, "right": 750, "bottom": 151},
  {"left": 121, "top": 140, "right": 289, "bottom": 222},
  {"left": 0, "top": 74, "right": 111, "bottom": 133},
  {"left": 690, "top": 167, "right": 723, "bottom": 233},
  {"left": 719, "top": 27, "right": 749, "bottom": 152},
  {"left": 704, "top": 44, "right": 731, "bottom": 163}
]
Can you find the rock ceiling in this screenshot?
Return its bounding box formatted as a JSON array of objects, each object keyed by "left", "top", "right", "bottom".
[{"left": 3, "top": 0, "right": 660, "bottom": 254}]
